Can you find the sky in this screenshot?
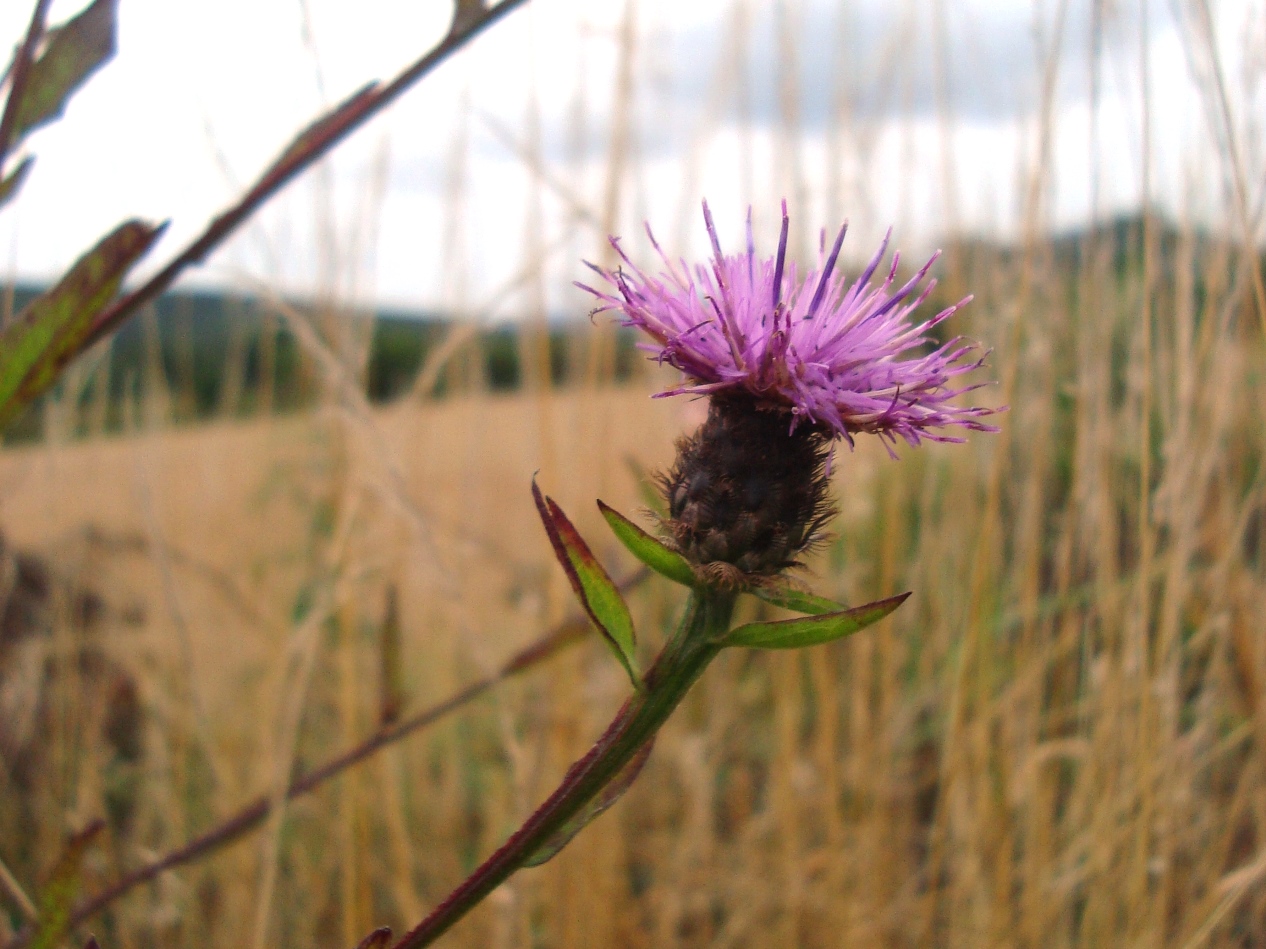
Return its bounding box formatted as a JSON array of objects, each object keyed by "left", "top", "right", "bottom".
[{"left": 0, "top": 0, "right": 1261, "bottom": 319}]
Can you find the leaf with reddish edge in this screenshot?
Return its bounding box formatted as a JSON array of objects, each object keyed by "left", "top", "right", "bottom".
[
  {"left": 31, "top": 821, "right": 104, "bottom": 949},
  {"left": 750, "top": 585, "right": 846, "bottom": 616},
  {"left": 83, "top": 938, "right": 101, "bottom": 949},
  {"left": 0, "top": 156, "right": 33, "bottom": 211},
  {"left": 598, "top": 500, "right": 696, "bottom": 589},
  {"left": 720, "top": 592, "right": 911, "bottom": 649},
  {"left": 8, "top": 0, "right": 116, "bottom": 146},
  {"left": 533, "top": 479, "right": 640, "bottom": 688},
  {"left": 522, "top": 736, "right": 655, "bottom": 867},
  {"left": 0, "top": 219, "right": 165, "bottom": 430}
]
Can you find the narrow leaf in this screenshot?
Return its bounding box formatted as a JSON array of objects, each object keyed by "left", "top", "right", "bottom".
[
  {"left": 598, "top": 500, "right": 696, "bottom": 589},
  {"left": 523, "top": 737, "right": 654, "bottom": 868},
  {"left": 533, "top": 480, "right": 640, "bottom": 688},
  {"left": 750, "top": 585, "right": 846, "bottom": 616},
  {"left": 451, "top": 0, "right": 490, "bottom": 37},
  {"left": 269, "top": 82, "right": 378, "bottom": 178},
  {"left": 720, "top": 592, "right": 911, "bottom": 649},
  {"left": 0, "top": 156, "right": 34, "bottom": 211},
  {"left": 10, "top": 0, "right": 116, "bottom": 145},
  {"left": 353, "top": 927, "right": 392, "bottom": 949},
  {"left": 0, "top": 219, "right": 164, "bottom": 429},
  {"left": 31, "top": 821, "right": 104, "bottom": 949}
]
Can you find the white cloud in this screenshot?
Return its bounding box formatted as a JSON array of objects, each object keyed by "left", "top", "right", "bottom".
[{"left": 0, "top": 0, "right": 1258, "bottom": 315}]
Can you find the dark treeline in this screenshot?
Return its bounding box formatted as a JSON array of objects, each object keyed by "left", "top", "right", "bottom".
[
  {"left": 2, "top": 212, "right": 1256, "bottom": 445},
  {"left": 0, "top": 286, "right": 641, "bottom": 442}
]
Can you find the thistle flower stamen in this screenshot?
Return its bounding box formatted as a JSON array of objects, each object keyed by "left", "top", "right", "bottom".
[
  {"left": 807, "top": 222, "right": 847, "bottom": 320},
  {"left": 579, "top": 202, "right": 1001, "bottom": 452},
  {"left": 771, "top": 200, "right": 790, "bottom": 313}
]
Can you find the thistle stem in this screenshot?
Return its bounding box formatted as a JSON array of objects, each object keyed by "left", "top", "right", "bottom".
[{"left": 389, "top": 590, "right": 735, "bottom": 949}]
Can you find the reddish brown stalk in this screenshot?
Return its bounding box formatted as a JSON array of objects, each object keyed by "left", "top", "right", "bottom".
[
  {"left": 387, "top": 591, "right": 736, "bottom": 949},
  {"left": 81, "top": 0, "right": 529, "bottom": 350},
  {"left": 2, "top": 568, "right": 645, "bottom": 949}
]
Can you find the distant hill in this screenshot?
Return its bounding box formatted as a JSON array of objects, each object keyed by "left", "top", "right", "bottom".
[
  {"left": 4, "top": 211, "right": 1257, "bottom": 444},
  {"left": 0, "top": 285, "right": 640, "bottom": 443}
]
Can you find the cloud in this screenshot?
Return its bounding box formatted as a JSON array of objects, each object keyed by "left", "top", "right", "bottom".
[{"left": 0, "top": 0, "right": 1247, "bottom": 313}]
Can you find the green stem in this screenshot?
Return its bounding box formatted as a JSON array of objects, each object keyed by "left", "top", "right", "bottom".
[{"left": 389, "top": 590, "right": 735, "bottom": 949}]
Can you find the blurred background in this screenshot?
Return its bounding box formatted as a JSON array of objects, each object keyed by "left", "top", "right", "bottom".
[{"left": 1, "top": 0, "right": 1264, "bottom": 946}]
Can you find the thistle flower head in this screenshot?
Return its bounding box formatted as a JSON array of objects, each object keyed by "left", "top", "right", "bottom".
[
  {"left": 577, "top": 201, "right": 1001, "bottom": 584},
  {"left": 579, "top": 201, "right": 1001, "bottom": 455}
]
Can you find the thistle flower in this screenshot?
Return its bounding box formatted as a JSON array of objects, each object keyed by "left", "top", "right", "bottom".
[
  {"left": 578, "top": 201, "right": 1001, "bottom": 585},
  {"left": 387, "top": 207, "right": 952, "bottom": 949},
  {"left": 579, "top": 200, "right": 1000, "bottom": 453}
]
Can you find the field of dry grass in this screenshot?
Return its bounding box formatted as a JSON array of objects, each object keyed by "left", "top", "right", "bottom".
[
  {"left": 3, "top": 0, "right": 1266, "bottom": 947},
  {"left": 2, "top": 214, "right": 1265, "bottom": 949}
]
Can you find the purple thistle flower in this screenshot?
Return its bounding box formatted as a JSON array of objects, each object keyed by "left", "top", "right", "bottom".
[{"left": 578, "top": 201, "right": 1002, "bottom": 455}]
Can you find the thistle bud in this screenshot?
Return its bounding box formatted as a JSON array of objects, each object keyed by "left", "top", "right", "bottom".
[{"left": 661, "top": 394, "right": 834, "bottom": 585}]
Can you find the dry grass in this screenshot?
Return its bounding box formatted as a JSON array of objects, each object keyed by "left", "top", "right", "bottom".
[
  {"left": 2, "top": 237, "right": 1264, "bottom": 947},
  {"left": 3, "top": 1, "right": 1266, "bottom": 947}
]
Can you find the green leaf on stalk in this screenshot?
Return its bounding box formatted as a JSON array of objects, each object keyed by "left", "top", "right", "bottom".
[
  {"left": 719, "top": 592, "right": 911, "bottom": 649},
  {"left": 31, "top": 820, "right": 104, "bottom": 949},
  {"left": 523, "top": 737, "right": 654, "bottom": 868},
  {"left": 598, "top": 500, "right": 696, "bottom": 589},
  {"left": 0, "top": 156, "right": 34, "bottom": 211},
  {"left": 8, "top": 0, "right": 117, "bottom": 146},
  {"left": 533, "top": 480, "right": 640, "bottom": 688},
  {"left": 750, "top": 585, "right": 847, "bottom": 616},
  {"left": 0, "top": 219, "right": 165, "bottom": 430},
  {"left": 269, "top": 82, "right": 378, "bottom": 177}
]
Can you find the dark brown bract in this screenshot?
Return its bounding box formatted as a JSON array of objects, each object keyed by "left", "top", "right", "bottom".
[{"left": 659, "top": 394, "right": 836, "bottom": 586}]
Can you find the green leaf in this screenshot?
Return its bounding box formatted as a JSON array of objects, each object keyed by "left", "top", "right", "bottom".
[
  {"left": 0, "top": 219, "right": 164, "bottom": 430},
  {"left": 8, "top": 0, "right": 117, "bottom": 146},
  {"left": 523, "top": 737, "right": 654, "bottom": 867},
  {"left": 0, "top": 156, "right": 33, "bottom": 211},
  {"left": 31, "top": 821, "right": 104, "bottom": 949},
  {"left": 533, "top": 480, "right": 640, "bottom": 688},
  {"left": 720, "top": 592, "right": 911, "bottom": 649},
  {"left": 598, "top": 500, "right": 696, "bottom": 589},
  {"left": 750, "top": 585, "right": 846, "bottom": 616}
]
